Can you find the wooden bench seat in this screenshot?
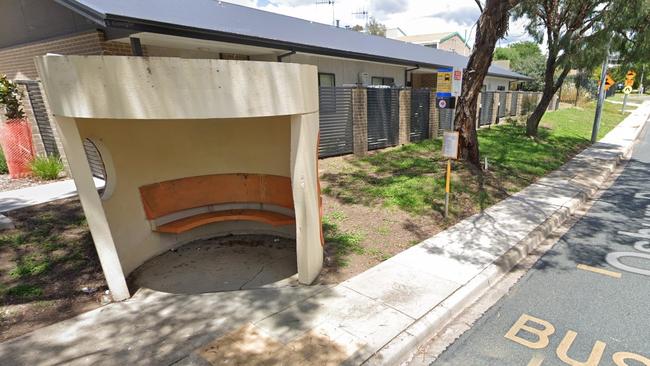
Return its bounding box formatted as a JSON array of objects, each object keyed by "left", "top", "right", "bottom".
[
  {"left": 155, "top": 209, "right": 295, "bottom": 234},
  {"left": 139, "top": 174, "right": 295, "bottom": 234}
]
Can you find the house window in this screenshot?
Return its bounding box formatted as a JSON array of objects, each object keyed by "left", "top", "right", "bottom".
[
  {"left": 424, "top": 43, "right": 438, "bottom": 49},
  {"left": 318, "top": 73, "right": 336, "bottom": 87},
  {"left": 371, "top": 77, "right": 395, "bottom": 86},
  {"left": 497, "top": 86, "right": 506, "bottom": 91}
]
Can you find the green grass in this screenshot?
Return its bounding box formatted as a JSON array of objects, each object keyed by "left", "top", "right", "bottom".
[
  {"left": 322, "top": 214, "right": 365, "bottom": 267},
  {"left": 1, "top": 199, "right": 101, "bottom": 306},
  {"left": 0, "top": 149, "right": 7, "bottom": 174},
  {"left": 29, "top": 155, "right": 64, "bottom": 180},
  {"left": 322, "top": 102, "right": 632, "bottom": 221}
]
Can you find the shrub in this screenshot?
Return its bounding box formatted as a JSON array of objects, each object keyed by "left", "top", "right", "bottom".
[
  {"left": 0, "top": 149, "right": 7, "bottom": 174},
  {"left": 0, "top": 75, "right": 24, "bottom": 120},
  {"left": 29, "top": 155, "right": 63, "bottom": 180}
]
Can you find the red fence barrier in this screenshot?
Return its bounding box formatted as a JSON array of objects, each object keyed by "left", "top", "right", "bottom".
[{"left": 0, "top": 118, "right": 34, "bottom": 178}]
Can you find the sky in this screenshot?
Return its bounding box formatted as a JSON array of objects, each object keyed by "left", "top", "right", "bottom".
[{"left": 223, "top": 0, "right": 533, "bottom": 47}]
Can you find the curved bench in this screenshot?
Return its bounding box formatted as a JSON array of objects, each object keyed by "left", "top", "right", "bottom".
[{"left": 139, "top": 174, "right": 295, "bottom": 234}]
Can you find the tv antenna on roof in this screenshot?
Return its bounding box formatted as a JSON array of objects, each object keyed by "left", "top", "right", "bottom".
[
  {"left": 352, "top": 8, "right": 369, "bottom": 29},
  {"left": 316, "top": 0, "right": 336, "bottom": 26}
]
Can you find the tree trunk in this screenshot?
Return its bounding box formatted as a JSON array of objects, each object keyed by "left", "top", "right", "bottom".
[
  {"left": 526, "top": 66, "right": 571, "bottom": 136},
  {"left": 454, "top": 0, "right": 518, "bottom": 168}
]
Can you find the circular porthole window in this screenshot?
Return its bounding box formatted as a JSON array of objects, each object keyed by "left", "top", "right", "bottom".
[{"left": 82, "top": 138, "right": 115, "bottom": 200}]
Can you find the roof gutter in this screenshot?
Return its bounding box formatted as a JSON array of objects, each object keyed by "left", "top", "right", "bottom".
[
  {"left": 101, "top": 14, "right": 450, "bottom": 71},
  {"left": 277, "top": 50, "right": 296, "bottom": 62}
]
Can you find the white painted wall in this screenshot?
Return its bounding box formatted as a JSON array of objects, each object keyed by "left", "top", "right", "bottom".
[{"left": 484, "top": 76, "right": 512, "bottom": 91}]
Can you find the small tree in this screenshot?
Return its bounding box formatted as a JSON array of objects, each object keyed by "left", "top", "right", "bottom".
[
  {"left": 454, "top": 0, "right": 520, "bottom": 168},
  {"left": 366, "top": 17, "right": 386, "bottom": 37},
  {"left": 0, "top": 75, "right": 24, "bottom": 120},
  {"left": 494, "top": 41, "right": 546, "bottom": 91}
]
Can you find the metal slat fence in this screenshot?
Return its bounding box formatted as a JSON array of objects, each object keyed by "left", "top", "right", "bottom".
[
  {"left": 438, "top": 108, "right": 454, "bottom": 134},
  {"left": 367, "top": 88, "right": 399, "bottom": 150},
  {"left": 409, "top": 88, "right": 430, "bottom": 141},
  {"left": 498, "top": 92, "right": 507, "bottom": 118},
  {"left": 16, "top": 80, "right": 60, "bottom": 157},
  {"left": 479, "top": 92, "right": 495, "bottom": 126},
  {"left": 510, "top": 91, "right": 519, "bottom": 116},
  {"left": 318, "top": 87, "right": 354, "bottom": 158}
]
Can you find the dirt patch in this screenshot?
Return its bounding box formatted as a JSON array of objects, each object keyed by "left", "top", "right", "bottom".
[{"left": 0, "top": 198, "right": 106, "bottom": 342}]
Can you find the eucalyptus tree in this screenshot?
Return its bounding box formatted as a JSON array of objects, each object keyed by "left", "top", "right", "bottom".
[
  {"left": 454, "top": 0, "right": 520, "bottom": 168},
  {"left": 514, "top": 0, "right": 618, "bottom": 137}
]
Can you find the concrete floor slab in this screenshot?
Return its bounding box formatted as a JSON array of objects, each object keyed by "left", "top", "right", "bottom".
[{"left": 130, "top": 236, "right": 298, "bottom": 294}]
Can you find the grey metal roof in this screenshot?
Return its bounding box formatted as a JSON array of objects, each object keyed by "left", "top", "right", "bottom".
[{"left": 56, "top": 0, "right": 531, "bottom": 80}]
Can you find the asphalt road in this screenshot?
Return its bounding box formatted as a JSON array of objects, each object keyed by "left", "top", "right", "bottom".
[{"left": 431, "top": 125, "right": 650, "bottom": 365}]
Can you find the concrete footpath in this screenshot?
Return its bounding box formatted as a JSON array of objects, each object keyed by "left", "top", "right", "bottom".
[
  {"left": 0, "top": 178, "right": 103, "bottom": 229},
  {"left": 1, "top": 102, "right": 649, "bottom": 366}
]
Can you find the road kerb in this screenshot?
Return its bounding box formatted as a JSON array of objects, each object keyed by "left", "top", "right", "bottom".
[{"left": 364, "top": 105, "right": 650, "bottom": 366}]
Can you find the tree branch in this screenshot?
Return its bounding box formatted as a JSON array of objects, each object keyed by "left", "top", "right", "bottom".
[{"left": 474, "top": 0, "right": 484, "bottom": 12}]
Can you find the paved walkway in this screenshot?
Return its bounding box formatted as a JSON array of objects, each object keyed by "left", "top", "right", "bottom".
[
  {"left": 0, "top": 178, "right": 103, "bottom": 228},
  {"left": 432, "top": 108, "right": 650, "bottom": 366},
  {"left": 1, "top": 103, "right": 649, "bottom": 366}
]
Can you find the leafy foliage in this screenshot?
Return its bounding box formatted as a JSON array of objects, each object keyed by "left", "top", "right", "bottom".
[
  {"left": 0, "top": 149, "right": 7, "bottom": 174},
  {"left": 29, "top": 156, "right": 64, "bottom": 181},
  {"left": 0, "top": 75, "right": 24, "bottom": 120},
  {"left": 366, "top": 17, "right": 386, "bottom": 37},
  {"left": 494, "top": 41, "right": 545, "bottom": 91}
]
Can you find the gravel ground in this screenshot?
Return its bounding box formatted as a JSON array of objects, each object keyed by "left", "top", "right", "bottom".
[{"left": 0, "top": 174, "right": 63, "bottom": 192}]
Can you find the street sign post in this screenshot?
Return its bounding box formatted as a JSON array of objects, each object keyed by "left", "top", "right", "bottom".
[
  {"left": 622, "top": 70, "right": 636, "bottom": 113},
  {"left": 442, "top": 131, "right": 459, "bottom": 218}
]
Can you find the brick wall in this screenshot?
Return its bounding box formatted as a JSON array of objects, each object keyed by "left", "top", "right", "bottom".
[
  {"left": 352, "top": 88, "right": 368, "bottom": 157},
  {"left": 398, "top": 89, "right": 411, "bottom": 145},
  {"left": 0, "top": 30, "right": 144, "bottom": 80}
]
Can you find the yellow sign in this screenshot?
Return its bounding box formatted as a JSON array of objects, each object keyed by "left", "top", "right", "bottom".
[
  {"left": 625, "top": 70, "right": 636, "bottom": 88},
  {"left": 604, "top": 74, "right": 615, "bottom": 91},
  {"left": 437, "top": 71, "right": 452, "bottom": 93}
]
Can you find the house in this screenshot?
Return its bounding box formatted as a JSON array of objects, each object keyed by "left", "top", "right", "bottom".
[
  {"left": 0, "top": 0, "right": 530, "bottom": 161},
  {"left": 393, "top": 32, "right": 472, "bottom": 57}
]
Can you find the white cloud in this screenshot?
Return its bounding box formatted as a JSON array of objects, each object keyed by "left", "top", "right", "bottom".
[{"left": 224, "top": 0, "right": 532, "bottom": 47}]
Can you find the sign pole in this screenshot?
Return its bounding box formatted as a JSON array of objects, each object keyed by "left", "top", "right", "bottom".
[
  {"left": 622, "top": 93, "right": 628, "bottom": 113},
  {"left": 445, "top": 159, "right": 451, "bottom": 218}
]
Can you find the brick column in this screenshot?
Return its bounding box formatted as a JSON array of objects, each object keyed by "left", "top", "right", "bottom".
[
  {"left": 505, "top": 92, "right": 513, "bottom": 116},
  {"left": 398, "top": 89, "right": 411, "bottom": 145},
  {"left": 429, "top": 90, "right": 438, "bottom": 138},
  {"left": 352, "top": 88, "right": 368, "bottom": 157},
  {"left": 491, "top": 93, "right": 500, "bottom": 125},
  {"left": 516, "top": 93, "right": 524, "bottom": 115}
]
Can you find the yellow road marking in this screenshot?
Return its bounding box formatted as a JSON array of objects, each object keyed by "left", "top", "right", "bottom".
[
  {"left": 577, "top": 264, "right": 622, "bottom": 278},
  {"left": 527, "top": 354, "right": 545, "bottom": 366}
]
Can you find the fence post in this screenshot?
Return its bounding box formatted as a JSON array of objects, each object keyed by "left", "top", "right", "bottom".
[
  {"left": 516, "top": 92, "right": 524, "bottom": 116},
  {"left": 352, "top": 87, "right": 368, "bottom": 157},
  {"left": 429, "top": 89, "right": 439, "bottom": 138},
  {"left": 398, "top": 89, "right": 411, "bottom": 145},
  {"left": 491, "top": 93, "right": 500, "bottom": 125},
  {"left": 505, "top": 92, "right": 513, "bottom": 116}
]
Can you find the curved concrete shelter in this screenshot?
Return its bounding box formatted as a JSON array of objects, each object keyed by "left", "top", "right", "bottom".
[{"left": 35, "top": 55, "right": 324, "bottom": 301}]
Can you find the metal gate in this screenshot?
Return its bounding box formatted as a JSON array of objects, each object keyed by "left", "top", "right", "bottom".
[
  {"left": 318, "top": 87, "right": 353, "bottom": 158},
  {"left": 510, "top": 91, "right": 519, "bottom": 116},
  {"left": 497, "top": 92, "right": 507, "bottom": 118},
  {"left": 367, "top": 88, "right": 399, "bottom": 150},
  {"left": 16, "top": 80, "right": 59, "bottom": 157},
  {"left": 479, "top": 92, "right": 494, "bottom": 126},
  {"left": 410, "top": 88, "right": 430, "bottom": 141},
  {"left": 438, "top": 108, "right": 454, "bottom": 134}
]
